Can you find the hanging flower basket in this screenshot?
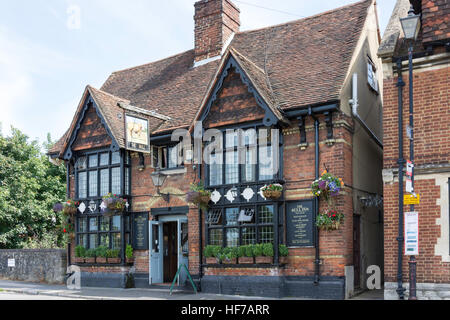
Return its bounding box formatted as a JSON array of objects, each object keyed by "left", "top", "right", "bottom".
[
  {"left": 316, "top": 209, "right": 344, "bottom": 231},
  {"left": 55, "top": 200, "right": 78, "bottom": 216},
  {"left": 102, "top": 193, "right": 126, "bottom": 215},
  {"left": 186, "top": 183, "right": 211, "bottom": 211},
  {"left": 260, "top": 184, "right": 283, "bottom": 200},
  {"left": 311, "top": 170, "right": 344, "bottom": 201}
]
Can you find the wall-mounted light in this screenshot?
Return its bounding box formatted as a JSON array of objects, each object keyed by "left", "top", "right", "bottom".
[{"left": 151, "top": 167, "right": 170, "bottom": 202}]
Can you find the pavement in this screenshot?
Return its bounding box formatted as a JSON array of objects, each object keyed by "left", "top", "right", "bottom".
[{"left": 0, "top": 279, "right": 385, "bottom": 300}]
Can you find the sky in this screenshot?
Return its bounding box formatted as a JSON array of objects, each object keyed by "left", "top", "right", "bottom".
[{"left": 0, "top": 0, "right": 397, "bottom": 146}]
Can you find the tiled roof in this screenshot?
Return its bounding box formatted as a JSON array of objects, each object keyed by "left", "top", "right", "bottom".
[{"left": 51, "top": 0, "right": 372, "bottom": 156}]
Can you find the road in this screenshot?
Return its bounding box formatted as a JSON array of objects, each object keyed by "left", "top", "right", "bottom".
[{"left": 0, "top": 291, "right": 84, "bottom": 300}]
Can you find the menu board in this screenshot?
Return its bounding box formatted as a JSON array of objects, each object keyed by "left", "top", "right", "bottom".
[
  {"left": 132, "top": 212, "right": 149, "bottom": 250},
  {"left": 286, "top": 200, "right": 314, "bottom": 247}
]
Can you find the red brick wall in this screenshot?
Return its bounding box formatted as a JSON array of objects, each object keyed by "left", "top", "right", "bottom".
[{"left": 382, "top": 62, "right": 450, "bottom": 284}]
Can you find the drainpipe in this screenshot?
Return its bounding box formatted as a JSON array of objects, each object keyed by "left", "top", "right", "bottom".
[
  {"left": 395, "top": 58, "right": 406, "bottom": 300},
  {"left": 66, "top": 161, "right": 71, "bottom": 268},
  {"left": 310, "top": 108, "right": 321, "bottom": 285}
]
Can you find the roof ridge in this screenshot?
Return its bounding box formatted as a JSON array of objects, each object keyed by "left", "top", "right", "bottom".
[
  {"left": 107, "top": 49, "right": 194, "bottom": 75},
  {"left": 87, "top": 85, "right": 129, "bottom": 103},
  {"left": 235, "top": 0, "right": 371, "bottom": 36},
  {"left": 229, "top": 47, "right": 265, "bottom": 74}
]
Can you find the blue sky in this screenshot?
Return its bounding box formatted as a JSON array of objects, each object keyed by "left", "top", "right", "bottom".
[{"left": 0, "top": 0, "right": 396, "bottom": 146}]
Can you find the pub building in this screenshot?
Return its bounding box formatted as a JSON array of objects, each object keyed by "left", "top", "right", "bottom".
[{"left": 48, "top": 0, "right": 384, "bottom": 299}]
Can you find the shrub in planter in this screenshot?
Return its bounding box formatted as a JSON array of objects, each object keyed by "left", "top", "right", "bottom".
[
  {"left": 221, "top": 247, "right": 238, "bottom": 264},
  {"left": 279, "top": 244, "right": 289, "bottom": 264},
  {"left": 95, "top": 246, "right": 108, "bottom": 264},
  {"left": 238, "top": 245, "right": 255, "bottom": 264},
  {"left": 74, "top": 245, "right": 86, "bottom": 263},
  {"left": 255, "top": 243, "right": 273, "bottom": 264},
  {"left": 85, "top": 248, "right": 96, "bottom": 264},
  {"left": 204, "top": 245, "right": 222, "bottom": 264},
  {"left": 125, "top": 244, "right": 134, "bottom": 264},
  {"left": 106, "top": 249, "right": 121, "bottom": 263}
]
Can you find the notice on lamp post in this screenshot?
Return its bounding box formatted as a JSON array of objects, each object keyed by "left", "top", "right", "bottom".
[{"left": 404, "top": 211, "right": 419, "bottom": 256}]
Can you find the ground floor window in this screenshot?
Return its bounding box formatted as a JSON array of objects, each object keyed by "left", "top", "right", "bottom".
[{"left": 207, "top": 204, "right": 275, "bottom": 247}]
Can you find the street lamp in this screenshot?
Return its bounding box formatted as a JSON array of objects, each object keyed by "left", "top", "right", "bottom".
[
  {"left": 400, "top": 5, "right": 421, "bottom": 301},
  {"left": 151, "top": 168, "right": 170, "bottom": 202}
]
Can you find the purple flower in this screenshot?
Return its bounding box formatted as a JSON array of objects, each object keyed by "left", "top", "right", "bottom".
[
  {"left": 53, "top": 203, "right": 63, "bottom": 212},
  {"left": 318, "top": 180, "right": 327, "bottom": 190}
]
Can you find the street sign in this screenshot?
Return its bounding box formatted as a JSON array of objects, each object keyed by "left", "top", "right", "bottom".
[
  {"left": 404, "top": 211, "right": 419, "bottom": 255},
  {"left": 406, "top": 160, "right": 414, "bottom": 176},
  {"left": 404, "top": 194, "right": 420, "bottom": 205},
  {"left": 7, "top": 258, "right": 15, "bottom": 267}
]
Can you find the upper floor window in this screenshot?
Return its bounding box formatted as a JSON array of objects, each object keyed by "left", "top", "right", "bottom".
[
  {"left": 367, "top": 56, "right": 379, "bottom": 93},
  {"left": 207, "top": 128, "right": 278, "bottom": 187},
  {"left": 152, "top": 144, "right": 184, "bottom": 170},
  {"left": 75, "top": 150, "right": 130, "bottom": 199}
]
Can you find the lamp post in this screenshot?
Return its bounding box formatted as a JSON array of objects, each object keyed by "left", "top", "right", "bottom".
[
  {"left": 400, "top": 5, "right": 421, "bottom": 301},
  {"left": 151, "top": 168, "right": 170, "bottom": 202}
]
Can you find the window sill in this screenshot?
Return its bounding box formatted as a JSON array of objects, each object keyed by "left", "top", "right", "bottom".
[{"left": 160, "top": 167, "right": 186, "bottom": 175}]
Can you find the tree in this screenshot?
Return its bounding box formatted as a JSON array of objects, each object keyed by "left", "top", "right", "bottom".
[{"left": 0, "top": 128, "right": 66, "bottom": 248}]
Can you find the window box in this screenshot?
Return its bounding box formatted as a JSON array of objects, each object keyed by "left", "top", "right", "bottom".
[
  {"left": 85, "top": 257, "right": 96, "bottom": 264},
  {"left": 238, "top": 257, "right": 254, "bottom": 264},
  {"left": 74, "top": 257, "right": 85, "bottom": 264},
  {"left": 96, "top": 257, "right": 107, "bottom": 264},
  {"left": 279, "top": 256, "right": 288, "bottom": 265},
  {"left": 222, "top": 258, "right": 237, "bottom": 265},
  {"left": 255, "top": 256, "right": 273, "bottom": 264},
  {"left": 206, "top": 257, "right": 219, "bottom": 264},
  {"left": 107, "top": 258, "right": 121, "bottom": 264},
  {"left": 125, "top": 257, "right": 134, "bottom": 265}
]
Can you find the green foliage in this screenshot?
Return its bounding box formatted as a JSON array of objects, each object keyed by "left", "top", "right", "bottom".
[
  {"left": 0, "top": 128, "right": 66, "bottom": 249},
  {"left": 95, "top": 245, "right": 108, "bottom": 258},
  {"left": 85, "top": 248, "right": 96, "bottom": 258},
  {"left": 253, "top": 244, "right": 263, "bottom": 257},
  {"left": 204, "top": 245, "right": 222, "bottom": 258},
  {"left": 279, "top": 244, "right": 289, "bottom": 257},
  {"left": 244, "top": 245, "right": 256, "bottom": 258},
  {"left": 106, "top": 249, "right": 120, "bottom": 258},
  {"left": 75, "top": 245, "right": 86, "bottom": 258},
  {"left": 125, "top": 244, "right": 133, "bottom": 259},
  {"left": 262, "top": 243, "right": 274, "bottom": 257}
]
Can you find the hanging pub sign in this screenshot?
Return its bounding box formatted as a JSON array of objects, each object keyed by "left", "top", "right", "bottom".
[
  {"left": 404, "top": 211, "right": 419, "bottom": 255},
  {"left": 286, "top": 200, "right": 314, "bottom": 247},
  {"left": 132, "top": 212, "right": 149, "bottom": 250},
  {"left": 125, "top": 114, "right": 150, "bottom": 153}
]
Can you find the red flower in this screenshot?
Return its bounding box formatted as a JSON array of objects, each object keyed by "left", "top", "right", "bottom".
[
  {"left": 63, "top": 228, "right": 67, "bottom": 233},
  {"left": 332, "top": 214, "right": 336, "bottom": 218}
]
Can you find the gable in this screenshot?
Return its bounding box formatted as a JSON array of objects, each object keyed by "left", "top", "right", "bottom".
[
  {"left": 72, "top": 102, "right": 112, "bottom": 152},
  {"left": 62, "top": 91, "right": 120, "bottom": 160},
  {"left": 203, "top": 66, "right": 265, "bottom": 128}
]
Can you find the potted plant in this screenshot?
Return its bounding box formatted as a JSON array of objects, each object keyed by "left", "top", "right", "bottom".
[
  {"left": 279, "top": 244, "right": 289, "bottom": 264},
  {"left": 186, "top": 182, "right": 211, "bottom": 212},
  {"left": 95, "top": 246, "right": 108, "bottom": 264},
  {"left": 204, "top": 245, "right": 222, "bottom": 264},
  {"left": 316, "top": 209, "right": 344, "bottom": 231},
  {"left": 260, "top": 184, "right": 283, "bottom": 200},
  {"left": 74, "top": 245, "right": 86, "bottom": 264},
  {"left": 255, "top": 243, "right": 273, "bottom": 264},
  {"left": 125, "top": 244, "right": 134, "bottom": 264},
  {"left": 102, "top": 193, "right": 126, "bottom": 215},
  {"left": 85, "top": 248, "right": 96, "bottom": 264},
  {"left": 238, "top": 245, "right": 255, "bottom": 264},
  {"left": 106, "top": 249, "right": 121, "bottom": 264}
]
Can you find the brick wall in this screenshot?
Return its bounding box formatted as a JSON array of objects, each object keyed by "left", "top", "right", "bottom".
[
  {"left": 421, "top": 0, "right": 450, "bottom": 44},
  {"left": 382, "top": 58, "right": 450, "bottom": 286}
]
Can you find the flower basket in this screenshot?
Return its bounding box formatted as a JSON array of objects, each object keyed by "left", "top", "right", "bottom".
[
  {"left": 311, "top": 170, "right": 344, "bottom": 201},
  {"left": 316, "top": 209, "right": 344, "bottom": 231},
  {"left": 260, "top": 184, "right": 283, "bottom": 200},
  {"left": 187, "top": 183, "right": 211, "bottom": 212},
  {"left": 238, "top": 257, "right": 254, "bottom": 264},
  {"left": 63, "top": 206, "right": 78, "bottom": 216},
  {"left": 102, "top": 194, "right": 126, "bottom": 216}
]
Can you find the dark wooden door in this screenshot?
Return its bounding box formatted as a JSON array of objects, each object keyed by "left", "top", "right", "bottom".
[
  {"left": 353, "top": 215, "right": 361, "bottom": 288},
  {"left": 163, "top": 222, "right": 178, "bottom": 283}
]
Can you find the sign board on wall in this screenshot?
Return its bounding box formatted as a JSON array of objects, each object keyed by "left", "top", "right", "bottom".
[
  {"left": 7, "top": 258, "right": 15, "bottom": 268},
  {"left": 404, "top": 211, "right": 419, "bottom": 255},
  {"left": 286, "top": 200, "right": 314, "bottom": 247},
  {"left": 132, "top": 212, "right": 149, "bottom": 250},
  {"left": 125, "top": 114, "right": 150, "bottom": 153}
]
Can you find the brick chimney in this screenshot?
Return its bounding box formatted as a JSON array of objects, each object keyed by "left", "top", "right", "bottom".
[{"left": 194, "top": 0, "right": 240, "bottom": 64}]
